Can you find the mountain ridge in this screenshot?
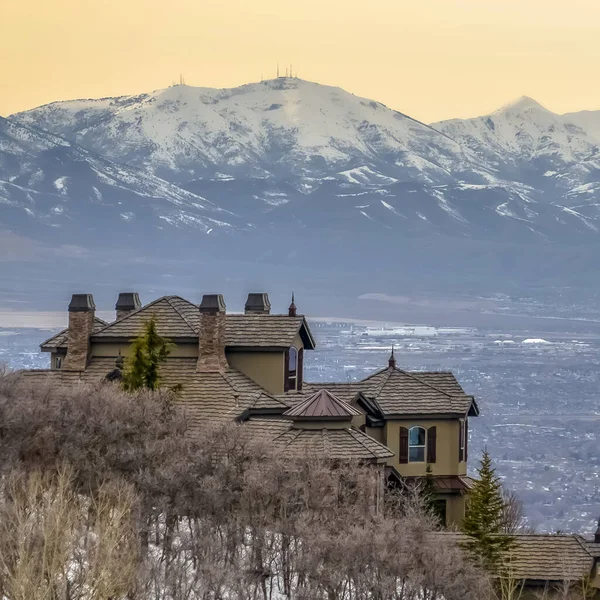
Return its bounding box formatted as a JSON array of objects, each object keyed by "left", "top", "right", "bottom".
[{"left": 4, "top": 78, "right": 600, "bottom": 310}]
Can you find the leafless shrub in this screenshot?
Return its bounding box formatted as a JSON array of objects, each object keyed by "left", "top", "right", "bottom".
[
  {"left": 0, "top": 373, "right": 492, "bottom": 599},
  {"left": 501, "top": 486, "right": 528, "bottom": 534},
  {"left": 0, "top": 466, "right": 138, "bottom": 600}
]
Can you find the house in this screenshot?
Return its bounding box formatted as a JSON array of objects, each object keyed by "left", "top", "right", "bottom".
[
  {"left": 439, "top": 529, "right": 600, "bottom": 598},
  {"left": 24, "top": 291, "right": 479, "bottom": 525}
]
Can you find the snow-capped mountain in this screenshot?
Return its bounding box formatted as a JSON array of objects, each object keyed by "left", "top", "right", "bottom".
[
  {"left": 0, "top": 116, "right": 240, "bottom": 243},
  {"left": 14, "top": 78, "right": 496, "bottom": 185},
  {"left": 5, "top": 79, "right": 600, "bottom": 308},
  {"left": 433, "top": 96, "right": 600, "bottom": 164}
]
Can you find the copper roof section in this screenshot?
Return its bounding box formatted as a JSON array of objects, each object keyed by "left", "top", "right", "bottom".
[{"left": 284, "top": 389, "right": 360, "bottom": 420}]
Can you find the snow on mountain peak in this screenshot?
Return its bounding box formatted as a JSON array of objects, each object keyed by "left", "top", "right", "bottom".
[
  {"left": 494, "top": 95, "right": 550, "bottom": 115},
  {"left": 13, "top": 78, "right": 494, "bottom": 186}
]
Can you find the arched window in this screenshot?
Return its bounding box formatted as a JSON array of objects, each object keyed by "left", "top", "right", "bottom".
[
  {"left": 409, "top": 426, "right": 426, "bottom": 462},
  {"left": 287, "top": 346, "right": 298, "bottom": 390}
]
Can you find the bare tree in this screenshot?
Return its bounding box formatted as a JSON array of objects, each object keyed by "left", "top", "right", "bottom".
[
  {"left": 501, "top": 486, "right": 528, "bottom": 534},
  {"left": 0, "top": 373, "right": 493, "bottom": 599}
]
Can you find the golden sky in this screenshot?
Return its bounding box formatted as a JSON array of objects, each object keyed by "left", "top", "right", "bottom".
[{"left": 2, "top": 0, "right": 600, "bottom": 123}]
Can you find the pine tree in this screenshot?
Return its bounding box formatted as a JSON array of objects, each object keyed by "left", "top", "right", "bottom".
[
  {"left": 421, "top": 464, "right": 442, "bottom": 524},
  {"left": 122, "top": 317, "right": 173, "bottom": 392},
  {"left": 461, "top": 450, "right": 514, "bottom": 571}
]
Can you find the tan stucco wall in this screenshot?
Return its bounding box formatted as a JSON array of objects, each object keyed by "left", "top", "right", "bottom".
[
  {"left": 91, "top": 342, "right": 199, "bottom": 358},
  {"left": 442, "top": 493, "right": 466, "bottom": 526},
  {"left": 384, "top": 419, "right": 466, "bottom": 476},
  {"left": 227, "top": 351, "right": 285, "bottom": 395},
  {"left": 365, "top": 426, "right": 384, "bottom": 444}
]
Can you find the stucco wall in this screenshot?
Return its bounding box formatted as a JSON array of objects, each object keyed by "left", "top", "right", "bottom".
[
  {"left": 384, "top": 419, "right": 466, "bottom": 476},
  {"left": 442, "top": 493, "right": 466, "bottom": 526},
  {"left": 227, "top": 351, "right": 285, "bottom": 395},
  {"left": 91, "top": 342, "right": 199, "bottom": 358}
]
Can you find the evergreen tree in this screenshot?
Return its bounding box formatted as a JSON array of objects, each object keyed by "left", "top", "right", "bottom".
[
  {"left": 461, "top": 450, "right": 514, "bottom": 571},
  {"left": 421, "top": 464, "right": 442, "bottom": 524},
  {"left": 122, "top": 317, "right": 173, "bottom": 392}
]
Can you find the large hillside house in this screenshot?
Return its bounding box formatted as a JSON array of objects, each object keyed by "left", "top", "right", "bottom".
[{"left": 24, "top": 292, "right": 479, "bottom": 526}]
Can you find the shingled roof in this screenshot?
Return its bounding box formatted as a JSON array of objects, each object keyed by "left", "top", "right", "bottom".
[
  {"left": 438, "top": 532, "right": 597, "bottom": 583},
  {"left": 40, "top": 317, "right": 108, "bottom": 349},
  {"left": 285, "top": 366, "right": 477, "bottom": 418},
  {"left": 243, "top": 419, "right": 394, "bottom": 463},
  {"left": 22, "top": 357, "right": 288, "bottom": 426},
  {"left": 284, "top": 389, "right": 361, "bottom": 420},
  {"left": 40, "top": 296, "right": 315, "bottom": 351}
]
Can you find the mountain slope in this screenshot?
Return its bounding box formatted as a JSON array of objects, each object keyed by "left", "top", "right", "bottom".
[{"left": 0, "top": 116, "right": 240, "bottom": 242}]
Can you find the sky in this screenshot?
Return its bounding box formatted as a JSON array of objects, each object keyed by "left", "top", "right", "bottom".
[{"left": 2, "top": 0, "right": 600, "bottom": 123}]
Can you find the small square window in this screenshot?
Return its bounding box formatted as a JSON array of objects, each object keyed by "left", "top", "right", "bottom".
[{"left": 409, "top": 446, "right": 425, "bottom": 462}]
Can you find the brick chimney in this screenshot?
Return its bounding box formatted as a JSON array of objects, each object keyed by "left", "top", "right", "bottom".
[
  {"left": 115, "top": 292, "right": 141, "bottom": 320},
  {"left": 197, "top": 294, "right": 228, "bottom": 373},
  {"left": 62, "top": 294, "right": 96, "bottom": 371},
  {"left": 244, "top": 293, "right": 271, "bottom": 315}
]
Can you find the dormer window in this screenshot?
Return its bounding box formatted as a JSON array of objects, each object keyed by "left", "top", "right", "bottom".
[
  {"left": 285, "top": 346, "right": 304, "bottom": 392},
  {"left": 54, "top": 355, "right": 62, "bottom": 370},
  {"left": 409, "top": 426, "right": 426, "bottom": 462}
]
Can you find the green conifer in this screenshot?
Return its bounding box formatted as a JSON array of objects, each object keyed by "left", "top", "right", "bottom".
[
  {"left": 122, "top": 317, "right": 173, "bottom": 392},
  {"left": 461, "top": 450, "right": 514, "bottom": 571},
  {"left": 421, "top": 464, "right": 442, "bottom": 523}
]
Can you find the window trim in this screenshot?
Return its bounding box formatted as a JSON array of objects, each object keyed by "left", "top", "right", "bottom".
[{"left": 408, "top": 426, "right": 426, "bottom": 463}]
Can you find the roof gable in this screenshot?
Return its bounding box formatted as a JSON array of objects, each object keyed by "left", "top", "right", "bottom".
[{"left": 93, "top": 296, "right": 198, "bottom": 339}]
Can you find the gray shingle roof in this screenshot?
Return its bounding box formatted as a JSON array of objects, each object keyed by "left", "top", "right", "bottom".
[
  {"left": 437, "top": 532, "right": 596, "bottom": 582},
  {"left": 40, "top": 317, "right": 108, "bottom": 349},
  {"left": 41, "top": 296, "right": 315, "bottom": 351},
  {"left": 243, "top": 419, "right": 394, "bottom": 462},
  {"left": 22, "top": 357, "right": 285, "bottom": 426},
  {"left": 288, "top": 367, "right": 475, "bottom": 418},
  {"left": 578, "top": 537, "right": 600, "bottom": 559}
]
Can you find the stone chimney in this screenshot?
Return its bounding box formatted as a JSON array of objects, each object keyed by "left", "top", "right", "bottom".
[
  {"left": 62, "top": 294, "right": 96, "bottom": 371},
  {"left": 244, "top": 293, "right": 271, "bottom": 315},
  {"left": 197, "top": 294, "right": 228, "bottom": 373},
  {"left": 115, "top": 292, "right": 141, "bottom": 320}
]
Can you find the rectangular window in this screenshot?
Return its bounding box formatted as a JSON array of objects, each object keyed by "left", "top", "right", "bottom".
[
  {"left": 459, "top": 419, "right": 465, "bottom": 462},
  {"left": 55, "top": 356, "right": 62, "bottom": 369},
  {"left": 409, "top": 446, "right": 425, "bottom": 462},
  {"left": 286, "top": 347, "right": 298, "bottom": 391}
]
